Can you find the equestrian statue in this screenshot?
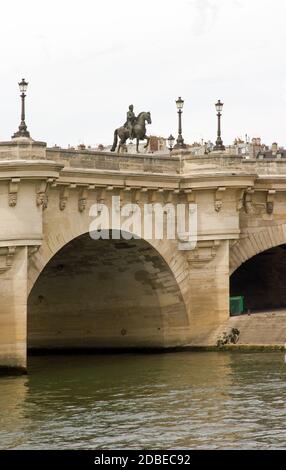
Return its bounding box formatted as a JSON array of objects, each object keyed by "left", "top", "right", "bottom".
[{"left": 111, "top": 104, "right": 152, "bottom": 153}]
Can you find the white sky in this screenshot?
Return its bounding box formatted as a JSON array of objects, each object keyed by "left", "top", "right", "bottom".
[{"left": 1, "top": 0, "right": 286, "bottom": 147}]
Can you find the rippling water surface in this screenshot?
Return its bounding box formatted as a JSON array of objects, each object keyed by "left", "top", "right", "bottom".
[{"left": 0, "top": 352, "right": 285, "bottom": 449}]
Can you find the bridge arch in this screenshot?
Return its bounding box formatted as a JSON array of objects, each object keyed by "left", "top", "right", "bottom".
[
  {"left": 230, "top": 220, "right": 286, "bottom": 312},
  {"left": 27, "top": 227, "right": 190, "bottom": 351},
  {"left": 230, "top": 223, "right": 286, "bottom": 275}
]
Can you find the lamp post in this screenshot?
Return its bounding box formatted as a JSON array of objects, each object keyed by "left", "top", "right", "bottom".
[
  {"left": 174, "top": 96, "right": 186, "bottom": 149},
  {"left": 13, "top": 78, "right": 30, "bottom": 138},
  {"left": 167, "top": 134, "right": 175, "bottom": 152},
  {"left": 214, "top": 99, "right": 225, "bottom": 151}
]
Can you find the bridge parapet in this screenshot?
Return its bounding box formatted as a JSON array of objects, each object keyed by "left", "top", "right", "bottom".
[
  {"left": 0, "top": 138, "right": 47, "bottom": 160},
  {"left": 46, "top": 148, "right": 182, "bottom": 175},
  {"left": 179, "top": 151, "right": 246, "bottom": 175},
  {"left": 242, "top": 158, "right": 286, "bottom": 176}
]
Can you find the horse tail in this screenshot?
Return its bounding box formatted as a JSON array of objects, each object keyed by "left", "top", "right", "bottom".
[{"left": 110, "top": 129, "right": 118, "bottom": 152}]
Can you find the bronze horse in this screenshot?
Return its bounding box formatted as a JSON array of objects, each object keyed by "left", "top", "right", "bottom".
[{"left": 111, "top": 111, "right": 152, "bottom": 153}]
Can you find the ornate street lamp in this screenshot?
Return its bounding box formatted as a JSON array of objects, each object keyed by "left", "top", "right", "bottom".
[
  {"left": 174, "top": 96, "right": 187, "bottom": 149},
  {"left": 167, "top": 134, "right": 175, "bottom": 151},
  {"left": 214, "top": 99, "right": 225, "bottom": 151},
  {"left": 12, "top": 78, "right": 30, "bottom": 138}
]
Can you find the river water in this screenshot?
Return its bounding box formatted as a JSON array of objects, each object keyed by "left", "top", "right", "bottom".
[{"left": 0, "top": 352, "right": 285, "bottom": 449}]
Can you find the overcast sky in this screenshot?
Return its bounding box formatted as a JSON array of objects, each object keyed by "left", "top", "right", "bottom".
[{"left": 1, "top": 0, "right": 286, "bottom": 147}]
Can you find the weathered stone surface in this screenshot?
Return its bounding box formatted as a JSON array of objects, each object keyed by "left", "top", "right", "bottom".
[
  {"left": 28, "top": 235, "right": 188, "bottom": 350},
  {"left": 0, "top": 140, "right": 286, "bottom": 373},
  {"left": 215, "top": 311, "right": 286, "bottom": 345}
]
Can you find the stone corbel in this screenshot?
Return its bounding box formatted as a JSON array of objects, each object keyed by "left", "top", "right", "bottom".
[
  {"left": 78, "top": 187, "right": 88, "bottom": 212},
  {"left": 116, "top": 187, "right": 129, "bottom": 211},
  {"left": 0, "top": 246, "right": 16, "bottom": 273},
  {"left": 146, "top": 189, "right": 157, "bottom": 213},
  {"left": 164, "top": 190, "right": 173, "bottom": 204},
  {"left": 96, "top": 187, "right": 107, "bottom": 213},
  {"left": 184, "top": 189, "right": 196, "bottom": 204},
  {"left": 140, "top": 187, "right": 148, "bottom": 203},
  {"left": 172, "top": 189, "right": 181, "bottom": 204},
  {"left": 8, "top": 178, "right": 20, "bottom": 207},
  {"left": 98, "top": 187, "right": 106, "bottom": 204},
  {"left": 59, "top": 186, "right": 69, "bottom": 211},
  {"left": 36, "top": 179, "right": 53, "bottom": 209},
  {"left": 122, "top": 186, "right": 131, "bottom": 198},
  {"left": 112, "top": 190, "right": 121, "bottom": 213},
  {"left": 105, "top": 185, "right": 116, "bottom": 211},
  {"left": 36, "top": 193, "right": 48, "bottom": 209},
  {"left": 28, "top": 246, "right": 41, "bottom": 258},
  {"left": 130, "top": 187, "right": 145, "bottom": 205},
  {"left": 134, "top": 188, "right": 142, "bottom": 204},
  {"left": 156, "top": 188, "right": 165, "bottom": 206},
  {"left": 266, "top": 190, "right": 276, "bottom": 214},
  {"left": 214, "top": 187, "right": 226, "bottom": 212},
  {"left": 148, "top": 189, "right": 157, "bottom": 204},
  {"left": 115, "top": 188, "right": 125, "bottom": 212},
  {"left": 243, "top": 187, "right": 255, "bottom": 214},
  {"left": 187, "top": 240, "right": 221, "bottom": 268},
  {"left": 236, "top": 189, "right": 245, "bottom": 211}
]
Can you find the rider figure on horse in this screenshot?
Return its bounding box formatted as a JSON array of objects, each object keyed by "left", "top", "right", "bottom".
[
  {"left": 110, "top": 105, "right": 151, "bottom": 153},
  {"left": 124, "top": 104, "right": 136, "bottom": 140}
]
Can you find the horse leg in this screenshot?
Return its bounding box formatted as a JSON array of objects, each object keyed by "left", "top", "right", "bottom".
[
  {"left": 110, "top": 129, "right": 118, "bottom": 152},
  {"left": 144, "top": 135, "right": 150, "bottom": 149},
  {"left": 118, "top": 135, "right": 128, "bottom": 154},
  {"left": 136, "top": 138, "right": 140, "bottom": 153}
]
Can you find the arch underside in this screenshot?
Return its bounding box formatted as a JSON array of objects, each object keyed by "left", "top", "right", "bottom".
[
  {"left": 231, "top": 242, "right": 286, "bottom": 312},
  {"left": 28, "top": 233, "right": 189, "bottom": 351},
  {"left": 230, "top": 224, "right": 286, "bottom": 275}
]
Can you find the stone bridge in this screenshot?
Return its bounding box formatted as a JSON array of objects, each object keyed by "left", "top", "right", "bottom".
[{"left": 1, "top": 137, "right": 286, "bottom": 373}]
